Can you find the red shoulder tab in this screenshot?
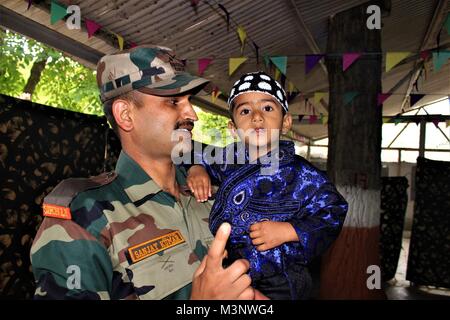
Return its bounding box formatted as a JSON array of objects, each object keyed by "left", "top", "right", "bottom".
[{"left": 43, "top": 203, "right": 72, "bottom": 220}]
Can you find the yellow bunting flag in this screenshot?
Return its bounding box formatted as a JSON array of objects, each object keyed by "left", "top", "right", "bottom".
[
  {"left": 116, "top": 34, "right": 124, "bottom": 51},
  {"left": 382, "top": 117, "right": 391, "bottom": 124},
  {"left": 237, "top": 26, "right": 247, "bottom": 53},
  {"left": 386, "top": 52, "right": 411, "bottom": 72},
  {"left": 229, "top": 57, "right": 248, "bottom": 76},
  {"left": 288, "top": 81, "right": 295, "bottom": 94},
  {"left": 314, "top": 92, "right": 326, "bottom": 104},
  {"left": 446, "top": 120, "right": 450, "bottom": 128},
  {"left": 211, "top": 90, "right": 222, "bottom": 103},
  {"left": 274, "top": 68, "right": 280, "bottom": 81},
  {"left": 321, "top": 115, "right": 328, "bottom": 124}
]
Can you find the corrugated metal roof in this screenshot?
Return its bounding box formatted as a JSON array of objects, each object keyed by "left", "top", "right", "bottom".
[{"left": 1, "top": 0, "right": 449, "bottom": 141}]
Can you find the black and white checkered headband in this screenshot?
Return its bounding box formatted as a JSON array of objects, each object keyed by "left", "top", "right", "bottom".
[{"left": 227, "top": 71, "right": 288, "bottom": 113}]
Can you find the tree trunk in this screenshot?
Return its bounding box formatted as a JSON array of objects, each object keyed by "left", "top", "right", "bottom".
[
  {"left": 319, "top": 2, "right": 387, "bottom": 299},
  {"left": 23, "top": 59, "right": 47, "bottom": 98}
]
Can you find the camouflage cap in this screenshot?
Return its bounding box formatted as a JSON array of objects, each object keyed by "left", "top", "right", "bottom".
[{"left": 96, "top": 45, "right": 209, "bottom": 102}]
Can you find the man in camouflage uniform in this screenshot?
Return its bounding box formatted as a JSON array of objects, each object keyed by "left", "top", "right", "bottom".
[{"left": 30, "top": 45, "right": 254, "bottom": 300}]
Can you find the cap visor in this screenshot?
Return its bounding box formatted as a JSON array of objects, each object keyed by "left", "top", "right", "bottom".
[{"left": 137, "top": 73, "right": 210, "bottom": 97}]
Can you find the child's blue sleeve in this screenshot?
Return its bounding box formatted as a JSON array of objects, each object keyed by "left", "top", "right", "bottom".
[
  {"left": 286, "top": 171, "right": 348, "bottom": 264},
  {"left": 188, "top": 141, "right": 225, "bottom": 185}
]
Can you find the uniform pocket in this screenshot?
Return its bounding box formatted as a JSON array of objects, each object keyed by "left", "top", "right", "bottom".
[{"left": 125, "top": 242, "right": 198, "bottom": 300}]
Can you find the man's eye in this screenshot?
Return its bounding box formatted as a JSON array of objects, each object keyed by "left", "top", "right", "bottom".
[
  {"left": 263, "top": 105, "right": 273, "bottom": 111},
  {"left": 170, "top": 99, "right": 178, "bottom": 105},
  {"left": 240, "top": 109, "right": 250, "bottom": 115}
]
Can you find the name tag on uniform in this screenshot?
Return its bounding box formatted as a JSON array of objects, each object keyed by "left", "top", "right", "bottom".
[{"left": 127, "top": 230, "right": 185, "bottom": 264}]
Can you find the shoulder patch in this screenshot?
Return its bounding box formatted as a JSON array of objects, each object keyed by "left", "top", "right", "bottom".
[{"left": 42, "top": 171, "right": 117, "bottom": 219}]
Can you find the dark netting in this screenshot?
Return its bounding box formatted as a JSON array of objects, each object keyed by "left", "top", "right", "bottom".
[
  {"left": 0, "top": 94, "right": 120, "bottom": 298},
  {"left": 380, "top": 176, "right": 408, "bottom": 281},
  {"left": 406, "top": 157, "right": 450, "bottom": 288}
]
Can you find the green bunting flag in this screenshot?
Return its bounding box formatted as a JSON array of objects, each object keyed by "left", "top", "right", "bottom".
[{"left": 50, "top": 1, "right": 67, "bottom": 25}]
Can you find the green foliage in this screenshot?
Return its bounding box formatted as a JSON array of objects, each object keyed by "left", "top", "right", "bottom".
[
  {"left": 192, "top": 108, "right": 234, "bottom": 147},
  {"left": 0, "top": 29, "right": 231, "bottom": 142},
  {"left": 0, "top": 29, "right": 102, "bottom": 115}
]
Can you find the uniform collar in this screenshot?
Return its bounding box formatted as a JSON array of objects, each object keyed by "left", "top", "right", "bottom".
[{"left": 115, "top": 152, "right": 188, "bottom": 206}]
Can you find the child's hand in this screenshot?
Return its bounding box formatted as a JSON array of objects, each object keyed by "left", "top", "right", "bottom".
[
  {"left": 249, "top": 221, "right": 299, "bottom": 251},
  {"left": 187, "top": 165, "right": 212, "bottom": 202}
]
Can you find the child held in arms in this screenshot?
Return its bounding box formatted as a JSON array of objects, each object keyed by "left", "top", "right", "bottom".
[{"left": 186, "top": 71, "right": 348, "bottom": 300}]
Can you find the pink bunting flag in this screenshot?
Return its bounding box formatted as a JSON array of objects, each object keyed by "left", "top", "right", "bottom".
[
  {"left": 309, "top": 115, "right": 318, "bottom": 124},
  {"left": 377, "top": 93, "right": 391, "bottom": 106},
  {"left": 343, "top": 53, "right": 361, "bottom": 71},
  {"left": 198, "top": 58, "right": 213, "bottom": 76},
  {"left": 130, "top": 42, "right": 138, "bottom": 48},
  {"left": 420, "top": 50, "right": 431, "bottom": 61},
  {"left": 85, "top": 19, "right": 101, "bottom": 38}
]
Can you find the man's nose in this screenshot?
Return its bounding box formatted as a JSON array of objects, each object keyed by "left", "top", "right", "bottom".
[{"left": 182, "top": 101, "right": 198, "bottom": 121}]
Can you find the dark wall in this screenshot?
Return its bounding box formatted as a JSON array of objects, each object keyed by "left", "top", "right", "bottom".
[{"left": 0, "top": 94, "right": 120, "bottom": 298}]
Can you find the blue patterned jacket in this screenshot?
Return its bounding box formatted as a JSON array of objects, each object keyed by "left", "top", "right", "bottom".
[{"left": 192, "top": 140, "right": 348, "bottom": 292}]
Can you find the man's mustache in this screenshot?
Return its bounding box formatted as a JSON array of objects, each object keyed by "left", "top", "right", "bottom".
[{"left": 175, "top": 120, "right": 195, "bottom": 130}]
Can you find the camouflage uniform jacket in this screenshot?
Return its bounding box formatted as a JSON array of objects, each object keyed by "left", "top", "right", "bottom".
[{"left": 30, "top": 151, "right": 214, "bottom": 299}]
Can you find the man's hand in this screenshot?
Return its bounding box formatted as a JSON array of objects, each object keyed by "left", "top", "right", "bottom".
[
  {"left": 187, "top": 165, "right": 211, "bottom": 202},
  {"left": 249, "top": 221, "right": 299, "bottom": 251},
  {"left": 191, "top": 223, "right": 255, "bottom": 300}
]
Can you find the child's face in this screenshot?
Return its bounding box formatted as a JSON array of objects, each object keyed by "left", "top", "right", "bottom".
[{"left": 229, "top": 92, "right": 292, "bottom": 150}]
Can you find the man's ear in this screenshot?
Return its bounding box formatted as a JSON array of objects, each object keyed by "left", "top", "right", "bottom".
[
  {"left": 227, "top": 120, "right": 238, "bottom": 139},
  {"left": 112, "top": 99, "right": 133, "bottom": 132},
  {"left": 281, "top": 113, "right": 292, "bottom": 135}
]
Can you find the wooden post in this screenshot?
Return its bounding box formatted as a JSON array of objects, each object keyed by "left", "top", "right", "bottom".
[
  {"left": 419, "top": 120, "right": 426, "bottom": 157},
  {"left": 319, "top": 2, "right": 387, "bottom": 299}
]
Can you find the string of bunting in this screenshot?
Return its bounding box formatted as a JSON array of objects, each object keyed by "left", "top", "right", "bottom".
[{"left": 29, "top": 1, "right": 450, "bottom": 109}]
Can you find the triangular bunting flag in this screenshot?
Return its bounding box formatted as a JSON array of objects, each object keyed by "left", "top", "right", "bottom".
[
  {"left": 229, "top": 57, "right": 247, "bottom": 76},
  {"left": 305, "top": 54, "right": 324, "bottom": 74},
  {"left": 237, "top": 26, "right": 247, "bottom": 53},
  {"left": 288, "top": 81, "right": 295, "bottom": 94},
  {"left": 321, "top": 115, "right": 328, "bottom": 124},
  {"left": 309, "top": 115, "right": 318, "bottom": 124},
  {"left": 27, "top": 0, "right": 32, "bottom": 10},
  {"left": 343, "top": 91, "right": 359, "bottom": 106},
  {"left": 420, "top": 50, "right": 431, "bottom": 61},
  {"left": 130, "top": 42, "right": 138, "bottom": 48},
  {"left": 444, "top": 13, "right": 450, "bottom": 35},
  {"left": 274, "top": 68, "right": 280, "bottom": 81},
  {"left": 432, "top": 51, "right": 450, "bottom": 72},
  {"left": 394, "top": 117, "right": 401, "bottom": 125},
  {"left": 382, "top": 117, "right": 390, "bottom": 124},
  {"left": 116, "top": 34, "right": 124, "bottom": 51},
  {"left": 270, "top": 56, "right": 287, "bottom": 75},
  {"left": 377, "top": 93, "right": 392, "bottom": 106},
  {"left": 86, "top": 19, "right": 101, "bottom": 38},
  {"left": 198, "top": 58, "right": 213, "bottom": 76},
  {"left": 343, "top": 53, "right": 362, "bottom": 71},
  {"left": 50, "top": 1, "right": 67, "bottom": 25},
  {"left": 432, "top": 118, "right": 440, "bottom": 128},
  {"left": 446, "top": 120, "right": 450, "bottom": 128},
  {"left": 211, "top": 87, "right": 222, "bottom": 103},
  {"left": 410, "top": 94, "right": 425, "bottom": 107},
  {"left": 386, "top": 52, "right": 411, "bottom": 72},
  {"left": 314, "top": 92, "right": 326, "bottom": 104}
]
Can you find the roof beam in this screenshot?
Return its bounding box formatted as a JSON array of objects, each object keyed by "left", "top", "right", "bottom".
[{"left": 0, "top": 5, "right": 103, "bottom": 67}]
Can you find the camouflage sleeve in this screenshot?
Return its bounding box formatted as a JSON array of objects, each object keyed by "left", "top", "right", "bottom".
[{"left": 30, "top": 217, "right": 114, "bottom": 300}]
